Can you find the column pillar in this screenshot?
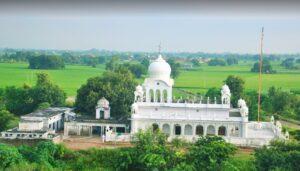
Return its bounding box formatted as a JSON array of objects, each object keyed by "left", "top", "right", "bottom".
[
  {"left": 203, "top": 125, "right": 207, "bottom": 136},
  {"left": 64, "top": 124, "right": 68, "bottom": 137},
  {"left": 77, "top": 125, "right": 80, "bottom": 136},
  {"left": 160, "top": 89, "right": 163, "bottom": 102},
  {"left": 153, "top": 89, "right": 156, "bottom": 102}
]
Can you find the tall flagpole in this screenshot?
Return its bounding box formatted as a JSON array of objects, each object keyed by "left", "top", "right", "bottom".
[{"left": 258, "top": 27, "right": 264, "bottom": 122}]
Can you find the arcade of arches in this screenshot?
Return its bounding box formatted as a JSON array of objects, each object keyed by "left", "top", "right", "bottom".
[{"left": 151, "top": 123, "right": 241, "bottom": 137}]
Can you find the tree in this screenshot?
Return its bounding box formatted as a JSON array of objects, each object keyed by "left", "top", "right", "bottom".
[
  {"left": 251, "top": 59, "right": 276, "bottom": 73},
  {"left": 226, "top": 57, "right": 238, "bottom": 65},
  {"left": 31, "top": 73, "right": 66, "bottom": 106},
  {"left": 187, "top": 136, "right": 236, "bottom": 170},
  {"left": 296, "top": 58, "right": 300, "bottom": 63},
  {"left": 28, "top": 55, "right": 65, "bottom": 69},
  {"left": 0, "top": 110, "right": 15, "bottom": 131},
  {"left": 205, "top": 87, "right": 221, "bottom": 100},
  {"left": 4, "top": 73, "right": 66, "bottom": 115},
  {"left": 167, "top": 58, "right": 181, "bottom": 78},
  {"left": 4, "top": 85, "right": 36, "bottom": 115},
  {"left": 224, "top": 75, "right": 245, "bottom": 107},
  {"left": 0, "top": 144, "right": 23, "bottom": 168},
  {"left": 75, "top": 69, "right": 136, "bottom": 119},
  {"left": 105, "top": 56, "right": 120, "bottom": 71},
  {"left": 254, "top": 141, "right": 300, "bottom": 171},
  {"left": 141, "top": 58, "right": 150, "bottom": 68},
  {"left": 120, "top": 63, "right": 147, "bottom": 78},
  {"left": 208, "top": 58, "right": 226, "bottom": 66},
  {"left": 191, "top": 58, "right": 200, "bottom": 67},
  {"left": 281, "top": 58, "right": 295, "bottom": 69}
]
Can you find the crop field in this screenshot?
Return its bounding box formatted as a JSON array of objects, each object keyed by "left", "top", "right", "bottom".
[
  {"left": 174, "top": 61, "right": 300, "bottom": 96},
  {"left": 0, "top": 62, "right": 299, "bottom": 97}
]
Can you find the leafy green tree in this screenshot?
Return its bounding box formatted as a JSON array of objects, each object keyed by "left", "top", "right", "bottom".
[
  {"left": 167, "top": 58, "right": 181, "bottom": 78},
  {"left": 31, "top": 73, "right": 66, "bottom": 106},
  {"left": 254, "top": 141, "right": 300, "bottom": 171},
  {"left": 141, "top": 58, "right": 150, "bottom": 68},
  {"left": 28, "top": 55, "right": 65, "bottom": 69},
  {"left": 75, "top": 69, "right": 136, "bottom": 119},
  {"left": 205, "top": 87, "right": 221, "bottom": 100},
  {"left": 120, "top": 63, "right": 147, "bottom": 78},
  {"left": 281, "top": 58, "right": 295, "bottom": 69},
  {"left": 4, "top": 85, "right": 36, "bottom": 115},
  {"left": 0, "top": 110, "right": 16, "bottom": 131},
  {"left": 187, "top": 136, "right": 237, "bottom": 170},
  {"left": 226, "top": 57, "right": 238, "bottom": 65},
  {"left": 105, "top": 56, "right": 120, "bottom": 71},
  {"left": 132, "top": 129, "right": 170, "bottom": 170},
  {"left": 224, "top": 75, "right": 245, "bottom": 107},
  {"left": 191, "top": 58, "right": 200, "bottom": 67},
  {"left": 0, "top": 144, "right": 23, "bottom": 168},
  {"left": 4, "top": 73, "right": 66, "bottom": 115},
  {"left": 251, "top": 59, "right": 276, "bottom": 73},
  {"left": 208, "top": 58, "right": 226, "bottom": 66}
]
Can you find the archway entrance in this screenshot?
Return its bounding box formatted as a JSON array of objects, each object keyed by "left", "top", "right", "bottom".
[
  {"left": 207, "top": 125, "right": 215, "bottom": 136},
  {"left": 174, "top": 125, "right": 181, "bottom": 135}
]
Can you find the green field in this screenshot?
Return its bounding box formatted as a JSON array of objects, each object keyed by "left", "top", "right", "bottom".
[{"left": 0, "top": 62, "right": 299, "bottom": 97}]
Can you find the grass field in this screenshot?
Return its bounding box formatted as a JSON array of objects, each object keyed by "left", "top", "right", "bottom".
[{"left": 0, "top": 62, "right": 299, "bottom": 97}]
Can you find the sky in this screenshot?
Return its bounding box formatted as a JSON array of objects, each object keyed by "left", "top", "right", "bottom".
[{"left": 0, "top": 0, "right": 300, "bottom": 54}]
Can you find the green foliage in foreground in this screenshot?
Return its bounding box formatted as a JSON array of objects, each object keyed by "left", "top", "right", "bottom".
[
  {"left": 1, "top": 132, "right": 300, "bottom": 171},
  {"left": 0, "top": 130, "right": 240, "bottom": 171},
  {"left": 254, "top": 141, "right": 300, "bottom": 171}
]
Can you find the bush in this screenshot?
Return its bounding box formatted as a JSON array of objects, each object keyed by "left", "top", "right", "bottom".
[
  {"left": 254, "top": 141, "right": 300, "bottom": 171},
  {"left": 187, "top": 136, "right": 237, "bottom": 170},
  {"left": 0, "top": 144, "right": 23, "bottom": 168}
]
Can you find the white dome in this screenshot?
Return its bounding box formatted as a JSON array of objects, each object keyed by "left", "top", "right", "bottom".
[
  {"left": 97, "top": 97, "right": 109, "bottom": 108},
  {"left": 136, "top": 85, "right": 143, "bottom": 92},
  {"left": 148, "top": 55, "right": 171, "bottom": 79}
]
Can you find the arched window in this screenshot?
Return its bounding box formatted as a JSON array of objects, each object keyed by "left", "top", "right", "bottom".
[
  {"left": 184, "top": 124, "right": 193, "bottom": 135},
  {"left": 156, "top": 90, "right": 161, "bottom": 102},
  {"left": 196, "top": 125, "right": 204, "bottom": 135},
  {"left": 174, "top": 124, "right": 181, "bottom": 135},
  {"left": 162, "top": 124, "right": 170, "bottom": 136},
  {"left": 207, "top": 125, "right": 215, "bottom": 136},
  {"left": 218, "top": 126, "right": 226, "bottom": 136},
  {"left": 163, "top": 90, "right": 168, "bottom": 103},
  {"left": 152, "top": 123, "right": 159, "bottom": 132},
  {"left": 149, "top": 89, "right": 154, "bottom": 102}
]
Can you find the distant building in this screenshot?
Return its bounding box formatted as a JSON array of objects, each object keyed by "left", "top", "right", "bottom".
[
  {"left": 130, "top": 54, "right": 287, "bottom": 147},
  {"left": 1, "top": 107, "right": 74, "bottom": 140}
]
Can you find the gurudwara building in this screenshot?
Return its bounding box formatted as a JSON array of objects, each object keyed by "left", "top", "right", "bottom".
[
  {"left": 1, "top": 54, "right": 289, "bottom": 147},
  {"left": 130, "top": 54, "right": 288, "bottom": 147}
]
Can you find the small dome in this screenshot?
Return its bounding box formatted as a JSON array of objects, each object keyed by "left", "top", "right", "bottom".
[
  {"left": 97, "top": 97, "right": 109, "bottom": 108},
  {"left": 148, "top": 54, "right": 171, "bottom": 79},
  {"left": 136, "top": 85, "right": 143, "bottom": 92}
]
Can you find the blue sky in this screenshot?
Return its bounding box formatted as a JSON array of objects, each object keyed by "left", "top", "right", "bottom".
[{"left": 0, "top": 1, "right": 300, "bottom": 53}]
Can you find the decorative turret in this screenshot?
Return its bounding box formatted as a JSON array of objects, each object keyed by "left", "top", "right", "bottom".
[
  {"left": 134, "top": 85, "right": 144, "bottom": 102},
  {"left": 96, "top": 97, "right": 110, "bottom": 119},
  {"left": 221, "top": 84, "right": 231, "bottom": 104},
  {"left": 238, "top": 99, "right": 249, "bottom": 122}
]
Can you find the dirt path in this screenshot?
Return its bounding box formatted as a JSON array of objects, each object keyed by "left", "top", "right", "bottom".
[{"left": 62, "top": 136, "right": 132, "bottom": 150}]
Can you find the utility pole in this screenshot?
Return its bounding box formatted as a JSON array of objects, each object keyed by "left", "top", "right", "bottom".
[{"left": 257, "top": 27, "right": 264, "bottom": 122}]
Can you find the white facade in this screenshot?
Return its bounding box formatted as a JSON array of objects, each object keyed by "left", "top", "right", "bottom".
[{"left": 131, "top": 54, "right": 287, "bottom": 147}]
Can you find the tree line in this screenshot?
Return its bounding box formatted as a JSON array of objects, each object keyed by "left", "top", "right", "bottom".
[{"left": 0, "top": 129, "right": 299, "bottom": 170}]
